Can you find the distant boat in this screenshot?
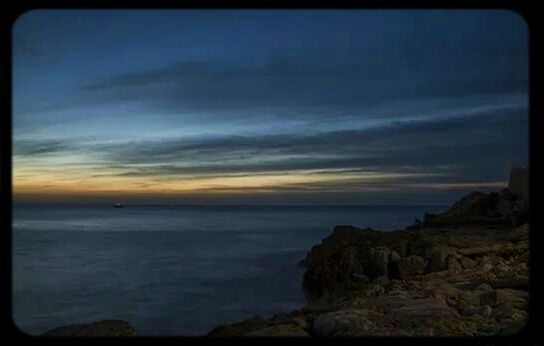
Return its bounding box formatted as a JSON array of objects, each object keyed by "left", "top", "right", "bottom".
[{"left": 113, "top": 202, "right": 124, "bottom": 208}]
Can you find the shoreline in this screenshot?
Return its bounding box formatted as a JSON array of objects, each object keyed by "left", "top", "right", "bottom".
[
  {"left": 40, "top": 184, "right": 529, "bottom": 337},
  {"left": 207, "top": 188, "right": 529, "bottom": 337}
]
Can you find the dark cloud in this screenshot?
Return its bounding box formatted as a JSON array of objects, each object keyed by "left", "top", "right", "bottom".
[
  {"left": 14, "top": 104, "right": 527, "bottom": 187},
  {"left": 72, "top": 106, "right": 525, "bottom": 184},
  {"left": 77, "top": 41, "right": 527, "bottom": 115},
  {"left": 13, "top": 139, "right": 75, "bottom": 156}
]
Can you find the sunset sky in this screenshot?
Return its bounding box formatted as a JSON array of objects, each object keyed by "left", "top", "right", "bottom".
[{"left": 12, "top": 10, "right": 528, "bottom": 205}]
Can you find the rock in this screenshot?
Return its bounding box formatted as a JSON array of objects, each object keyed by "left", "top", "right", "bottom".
[
  {"left": 446, "top": 257, "right": 463, "bottom": 273},
  {"left": 462, "top": 305, "right": 493, "bottom": 317},
  {"left": 515, "top": 263, "right": 527, "bottom": 272},
  {"left": 208, "top": 317, "right": 270, "bottom": 336},
  {"left": 395, "top": 298, "right": 459, "bottom": 318},
  {"left": 372, "top": 276, "right": 389, "bottom": 286},
  {"left": 442, "top": 191, "right": 500, "bottom": 218},
  {"left": 390, "top": 255, "right": 426, "bottom": 279},
  {"left": 507, "top": 223, "right": 529, "bottom": 243},
  {"left": 487, "top": 275, "right": 529, "bottom": 289},
  {"left": 243, "top": 324, "right": 309, "bottom": 336},
  {"left": 479, "top": 289, "right": 528, "bottom": 308},
  {"left": 312, "top": 309, "right": 373, "bottom": 337},
  {"left": 498, "top": 169, "right": 529, "bottom": 225},
  {"left": 367, "top": 247, "right": 390, "bottom": 279},
  {"left": 41, "top": 320, "right": 137, "bottom": 336},
  {"left": 428, "top": 248, "right": 450, "bottom": 272},
  {"left": 480, "top": 263, "right": 493, "bottom": 273},
  {"left": 456, "top": 290, "right": 478, "bottom": 310},
  {"left": 458, "top": 256, "right": 479, "bottom": 269},
  {"left": 210, "top": 189, "right": 529, "bottom": 337},
  {"left": 479, "top": 290, "right": 499, "bottom": 306},
  {"left": 406, "top": 234, "right": 432, "bottom": 257},
  {"left": 497, "top": 188, "right": 516, "bottom": 220},
  {"left": 389, "top": 250, "right": 401, "bottom": 262},
  {"left": 508, "top": 167, "right": 529, "bottom": 205},
  {"left": 422, "top": 190, "right": 519, "bottom": 227},
  {"left": 495, "top": 319, "right": 527, "bottom": 336},
  {"left": 283, "top": 317, "right": 310, "bottom": 330},
  {"left": 474, "top": 283, "right": 493, "bottom": 292},
  {"left": 351, "top": 273, "right": 369, "bottom": 283}
]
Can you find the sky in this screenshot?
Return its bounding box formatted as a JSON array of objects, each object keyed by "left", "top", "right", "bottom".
[{"left": 12, "top": 9, "right": 529, "bottom": 205}]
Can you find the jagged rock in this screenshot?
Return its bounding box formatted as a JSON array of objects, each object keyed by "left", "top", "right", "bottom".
[
  {"left": 312, "top": 309, "right": 373, "bottom": 336},
  {"left": 508, "top": 167, "right": 529, "bottom": 204},
  {"left": 459, "top": 256, "right": 479, "bottom": 269},
  {"left": 487, "top": 275, "right": 529, "bottom": 290},
  {"left": 351, "top": 273, "right": 369, "bottom": 283},
  {"left": 395, "top": 297, "right": 459, "bottom": 318},
  {"left": 474, "top": 283, "right": 494, "bottom": 292},
  {"left": 41, "top": 320, "right": 137, "bottom": 336},
  {"left": 208, "top": 317, "right": 270, "bottom": 336},
  {"left": 445, "top": 192, "right": 500, "bottom": 218},
  {"left": 390, "top": 255, "right": 426, "bottom": 279},
  {"left": 210, "top": 189, "right": 529, "bottom": 337},
  {"left": 498, "top": 175, "right": 528, "bottom": 226},
  {"left": 428, "top": 247, "right": 450, "bottom": 272},
  {"left": 479, "top": 289, "right": 528, "bottom": 308},
  {"left": 497, "top": 188, "right": 516, "bottom": 219},
  {"left": 447, "top": 257, "right": 463, "bottom": 273},
  {"left": 243, "top": 324, "right": 309, "bottom": 336},
  {"left": 389, "top": 250, "right": 401, "bottom": 262},
  {"left": 422, "top": 191, "right": 513, "bottom": 227},
  {"left": 507, "top": 223, "right": 529, "bottom": 243},
  {"left": 462, "top": 305, "right": 493, "bottom": 317},
  {"left": 367, "top": 247, "right": 390, "bottom": 278},
  {"left": 495, "top": 319, "right": 527, "bottom": 336}
]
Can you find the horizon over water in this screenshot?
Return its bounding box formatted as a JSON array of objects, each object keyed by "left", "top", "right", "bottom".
[{"left": 13, "top": 204, "right": 447, "bottom": 335}]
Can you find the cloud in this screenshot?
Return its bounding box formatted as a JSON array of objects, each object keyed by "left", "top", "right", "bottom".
[
  {"left": 14, "top": 103, "right": 527, "bottom": 183},
  {"left": 36, "top": 105, "right": 521, "bottom": 187},
  {"left": 13, "top": 139, "right": 75, "bottom": 156},
  {"left": 75, "top": 43, "right": 528, "bottom": 116}
]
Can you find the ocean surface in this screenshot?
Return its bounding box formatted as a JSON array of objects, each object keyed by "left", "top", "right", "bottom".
[{"left": 12, "top": 204, "right": 447, "bottom": 335}]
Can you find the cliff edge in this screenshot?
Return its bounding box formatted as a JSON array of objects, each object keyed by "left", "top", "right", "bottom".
[{"left": 208, "top": 186, "right": 529, "bottom": 336}]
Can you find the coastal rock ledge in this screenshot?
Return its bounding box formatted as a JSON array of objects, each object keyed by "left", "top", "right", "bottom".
[
  {"left": 208, "top": 186, "right": 529, "bottom": 336},
  {"left": 41, "top": 320, "right": 137, "bottom": 336}
]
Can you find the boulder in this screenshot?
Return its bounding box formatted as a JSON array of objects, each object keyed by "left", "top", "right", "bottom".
[
  {"left": 390, "top": 256, "right": 426, "bottom": 279},
  {"left": 462, "top": 305, "right": 493, "bottom": 317},
  {"left": 366, "top": 247, "right": 390, "bottom": 279},
  {"left": 428, "top": 247, "right": 450, "bottom": 272},
  {"left": 312, "top": 309, "right": 373, "bottom": 337},
  {"left": 479, "top": 289, "right": 528, "bottom": 308},
  {"left": 446, "top": 257, "right": 463, "bottom": 273},
  {"left": 459, "top": 256, "right": 479, "bottom": 270}
]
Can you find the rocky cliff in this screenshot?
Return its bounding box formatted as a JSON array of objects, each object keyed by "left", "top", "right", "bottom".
[{"left": 208, "top": 188, "right": 529, "bottom": 337}]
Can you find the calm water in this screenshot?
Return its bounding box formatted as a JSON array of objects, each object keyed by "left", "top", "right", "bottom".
[{"left": 13, "top": 204, "right": 447, "bottom": 335}]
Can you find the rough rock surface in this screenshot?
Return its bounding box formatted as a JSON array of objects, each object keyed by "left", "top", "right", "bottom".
[
  {"left": 208, "top": 190, "right": 529, "bottom": 337},
  {"left": 41, "top": 320, "right": 137, "bottom": 336}
]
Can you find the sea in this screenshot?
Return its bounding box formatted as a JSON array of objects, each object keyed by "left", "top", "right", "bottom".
[{"left": 12, "top": 204, "right": 447, "bottom": 335}]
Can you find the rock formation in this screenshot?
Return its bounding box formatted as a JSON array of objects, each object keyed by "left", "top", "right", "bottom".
[{"left": 208, "top": 188, "right": 529, "bottom": 337}]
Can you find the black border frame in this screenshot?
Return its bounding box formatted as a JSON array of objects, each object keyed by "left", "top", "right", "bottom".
[{"left": 1, "top": 1, "right": 541, "bottom": 344}]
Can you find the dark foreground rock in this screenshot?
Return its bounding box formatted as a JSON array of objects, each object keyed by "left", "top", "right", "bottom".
[
  {"left": 208, "top": 188, "right": 529, "bottom": 337},
  {"left": 41, "top": 320, "right": 137, "bottom": 336}
]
